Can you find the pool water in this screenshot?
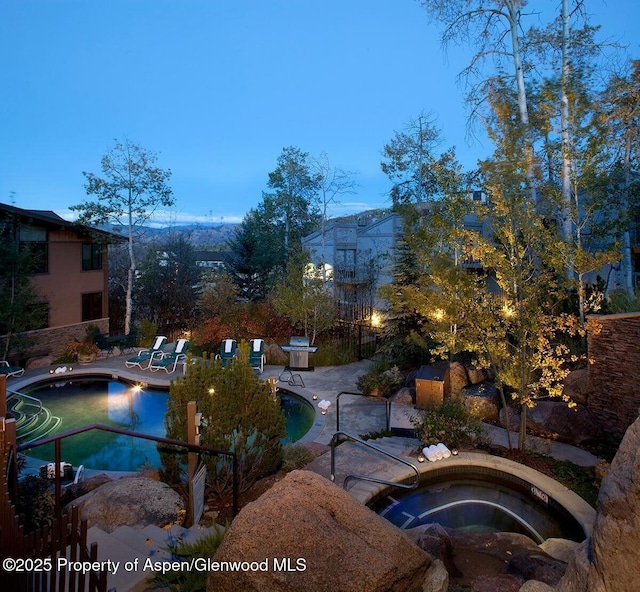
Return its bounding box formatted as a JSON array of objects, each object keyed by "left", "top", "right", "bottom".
[
  {"left": 369, "top": 469, "right": 586, "bottom": 543},
  {"left": 20, "top": 379, "right": 314, "bottom": 472}
]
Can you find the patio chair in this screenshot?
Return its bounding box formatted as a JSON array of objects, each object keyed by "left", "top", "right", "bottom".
[
  {"left": 0, "top": 360, "right": 25, "bottom": 378},
  {"left": 149, "top": 339, "right": 190, "bottom": 373},
  {"left": 124, "top": 335, "right": 167, "bottom": 369},
  {"left": 215, "top": 339, "right": 237, "bottom": 368},
  {"left": 93, "top": 334, "right": 114, "bottom": 358},
  {"left": 249, "top": 338, "right": 266, "bottom": 373},
  {"left": 119, "top": 331, "right": 138, "bottom": 353}
]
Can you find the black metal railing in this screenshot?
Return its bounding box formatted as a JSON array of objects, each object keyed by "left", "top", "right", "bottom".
[
  {"left": 17, "top": 424, "right": 238, "bottom": 523},
  {"left": 330, "top": 430, "right": 419, "bottom": 492}
]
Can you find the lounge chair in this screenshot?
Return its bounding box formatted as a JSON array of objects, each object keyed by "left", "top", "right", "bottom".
[
  {"left": 0, "top": 360, "right": 25, "bottom": 378},
  {"left": 215, "top": 339, "right": 237, "bottom": 368},
  {"left": 149, "top": 339, "right": 190, "bottom": 373},
  {"left": 249, "top": 338, "right": 266, "bottom": 373},
  {"left": 125, "top": 335, "right": 167, "bottom": 369}
]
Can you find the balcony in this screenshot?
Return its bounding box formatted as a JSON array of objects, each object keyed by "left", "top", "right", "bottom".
[{"left": 333, "top": 263, "right": 375, "bottom": 285}]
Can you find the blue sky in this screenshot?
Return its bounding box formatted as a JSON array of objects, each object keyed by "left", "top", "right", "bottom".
[{"left": 2, "top": 1, "right": 639, "bottom": 225}]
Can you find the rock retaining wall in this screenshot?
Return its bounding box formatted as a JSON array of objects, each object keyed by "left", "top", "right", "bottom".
[{"left": 587, "top": 313, "right": 640, "bottom": 442}]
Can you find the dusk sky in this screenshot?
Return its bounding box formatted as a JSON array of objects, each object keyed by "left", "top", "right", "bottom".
[{"left": 2, "top": 1, "right": 639, "bottom": 226}]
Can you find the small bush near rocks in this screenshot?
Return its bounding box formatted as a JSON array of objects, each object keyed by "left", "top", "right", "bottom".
[
  {"left": 17, "top": 475, "right": 55, "bottom": 533},
  {"left": 282, "top": 443, "right": 315, "bottom": 471},
  {"left": 150, "top": 527, "right": 225, "bottom": 592},
  {"left": 357, "top": 362, "right": 404, "bottom": 397},
  {"left": 414, "top": 397, "right": 484, "bottom": 449}
]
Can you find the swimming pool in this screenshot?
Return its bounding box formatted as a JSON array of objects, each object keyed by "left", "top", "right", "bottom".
[{"left": 18, "top": 378, "right": 315, "bottom": 472}]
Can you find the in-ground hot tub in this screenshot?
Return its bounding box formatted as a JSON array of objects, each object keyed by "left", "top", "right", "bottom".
[{"left": 367, "top": 458, "right": 594, "bottom": 543}]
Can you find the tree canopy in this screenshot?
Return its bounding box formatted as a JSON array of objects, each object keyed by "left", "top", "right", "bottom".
[{"left": 70, "top": 139, "right": 174, "bottom": 334}]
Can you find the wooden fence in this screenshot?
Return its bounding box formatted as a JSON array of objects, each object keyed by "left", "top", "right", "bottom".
[{"left": 1, "top": 375, "right": 110, "bottom": 592}]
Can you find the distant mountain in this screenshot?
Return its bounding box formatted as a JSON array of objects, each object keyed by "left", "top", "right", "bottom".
[
  {"left": 102, "top": 223, "right": 239, "bottom": 248},
  {"left": 99, "top": 208, "right": 393, "bottom": 248}
]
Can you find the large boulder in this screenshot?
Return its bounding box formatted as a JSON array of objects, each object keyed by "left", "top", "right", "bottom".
[
  {"left": 556, "top": 415, "right": 640, "bottom": 591},
  {"left": 26, "top": 355, "right": 54, "bottom": 370},
  {"left": 66, "top": 476, "right": 184, "bottom": 533},
  {"left": 390, "top": 386, "right": 415, "bottom": 406},
  {"left": 445, "top": 361, "right": 469, "bottom": 397},
  {"left": 463, "top": 382, "right": 500, "bottom": 422},
  {"left": 590, "top": 415, "right": 640, "bottom": 590},
  {"left": 526, "top": 401, "right": 599, "bottom": 445},
  {"left": 445, "top": 530, "right": 565, "bottom": 587},
  {"left": 406, "top": 525, "right": 566, "bottom": 588},
  {"left": 466, "top": 365, "right": 489, "bottom": 385},
  {"left": 499, "top": 405, "right": 521, "bottom": 432},
  {"left": 562, "top": 369, "right": 590, "bottom": 406},
  {"left": 265, "top": 342, "right": 288, "bottom": 364},
  {"left": 207, "top": 470, "right": 430, "bottom": 592}
]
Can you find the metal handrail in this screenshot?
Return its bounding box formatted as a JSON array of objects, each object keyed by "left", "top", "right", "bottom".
[
  {"left": 330, "top": 430, "right": 419, "bottom": 491},
  {"left": 6, "top": 388, "right": 43, "bottom": 415},
  {"left": 336, "top": 391, "right": 390, "bottom": 432},
  {"left": 17, "top": 423, "right": 239, "bottom": 522}
]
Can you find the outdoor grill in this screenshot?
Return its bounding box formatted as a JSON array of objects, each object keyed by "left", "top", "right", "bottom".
[{"left": 280, "top": 336, "right": 318, "bottom": 370}]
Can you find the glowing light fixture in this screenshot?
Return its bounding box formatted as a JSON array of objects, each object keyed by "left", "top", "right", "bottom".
[
  {"left": 502, "top": 303, "right": 515, "bottom": 317},
  {"left": 433, "top": 308, "right": 445, "bottom": 321}
]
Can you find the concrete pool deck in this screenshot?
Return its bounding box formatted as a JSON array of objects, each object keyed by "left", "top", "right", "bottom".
[{"left": 8, "top": 351, "right": 598, "bottom": 535}]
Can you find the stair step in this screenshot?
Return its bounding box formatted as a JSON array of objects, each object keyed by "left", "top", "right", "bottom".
[
  {"left": 110, "top": 525, "right": 177, "bottom": 561},
  {"left": 87, "top": 526, "right": 150, "bottom": 592},
  {"left": 86, "top": 522, "right": 224, "bottom": 591}
]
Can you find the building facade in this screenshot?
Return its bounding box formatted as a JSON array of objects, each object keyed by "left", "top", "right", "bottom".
[
  {"left": 1, "top": 203, "right": 120, "bottom": 363},
  {"left": 302, "top": 206, "right": 493, "bottom": 322}
]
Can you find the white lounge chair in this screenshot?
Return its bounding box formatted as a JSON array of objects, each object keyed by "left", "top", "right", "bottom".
[
  {"left": 125, "top": 336, "right": 167, "bottom": 369},
  {"left": 149, "top": 339, "right": 190, "bottom": 373},
  {"left": 249, "top": 338, "right": 266, "bottom": 373},
  {"left": 0, "top": 360, "right": 25, "bottom": 378}
]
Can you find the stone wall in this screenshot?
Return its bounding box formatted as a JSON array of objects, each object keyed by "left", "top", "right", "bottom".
[
  {"left": 587, "top": 312, "right": 640, "bottom": 442},
  {"left": 2, "top": 318, "right": 109, "bottom": 365}
]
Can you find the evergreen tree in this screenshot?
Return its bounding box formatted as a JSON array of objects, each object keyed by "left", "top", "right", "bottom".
[
  {"left": 224, "top": 208, "right": 284, "bottom": 300},
  {"left": 136, "top": 234, "right": 201, "bottom": 334},
  {"left": 263, "top": 146, "right": 321, "bottom": 259},
  {"left": 0, "top": 217, "right": 46, "bottom": 359},
  {"left": 164, "top": 346, "right": 286, "bottom": 493}
]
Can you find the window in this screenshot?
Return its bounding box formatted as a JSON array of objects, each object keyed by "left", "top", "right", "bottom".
[
  {"left": 82, "top": 243, "right": 103, "bottom": 271},
  {"left": 82, "top": 292, "right": 103, "bottom": 321},
  {"left": 19, "top": 223, "right": 48, "bottom": 273}
]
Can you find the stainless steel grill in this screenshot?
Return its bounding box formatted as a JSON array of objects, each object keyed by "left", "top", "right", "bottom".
[{"left": 280, "top": 336, "right": 318, "bottom": 370}]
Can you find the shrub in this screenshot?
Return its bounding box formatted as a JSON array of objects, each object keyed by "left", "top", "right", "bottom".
[
  {"left": 163, "top": 343, "right": 286, "bottom": 495},
  {"left": 282, "top": 443, "right": 315, "bottom": 471},
  {"left": 55, "top": 340, "right": 99, "bottom": 363},
  {"left": 312, "top": 337, "right": 359, "bottom": 366},
  {"left": 150, "top": 527, "right": 226, "bottom": 592},
  {"left": 357, "top": 362, "right": 404, "bottom": 397},
  {"left": 413, "top": 397, "right": 484, "bottom": 449},
  {"left": 138, "top": 319, "right": 158, "bottom": 347},
  {"left": 17, "top": 475, "right": 55, "bottom": 533}
]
